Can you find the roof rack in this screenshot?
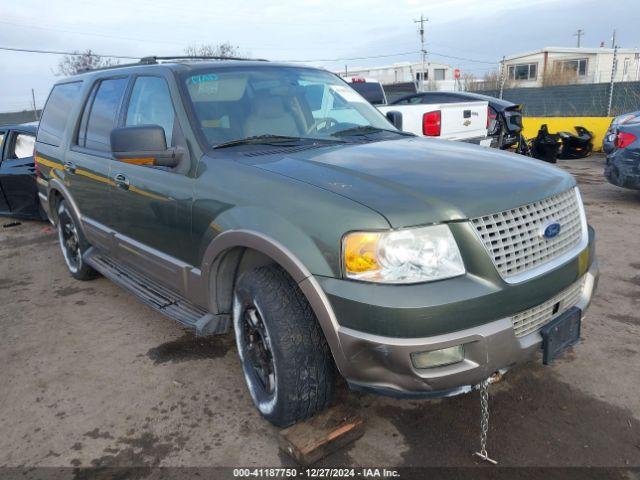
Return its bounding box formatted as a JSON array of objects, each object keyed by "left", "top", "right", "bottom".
[
  {"left": 77, "top": 55, "right": 268, "bottom": 74},
  {"left": 140, "top": 55, "right": 269, "bottom": 63}
]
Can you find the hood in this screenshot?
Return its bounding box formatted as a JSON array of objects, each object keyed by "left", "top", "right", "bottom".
[{"left": 239, "top": 137, "right": 575, "bottom": 228}]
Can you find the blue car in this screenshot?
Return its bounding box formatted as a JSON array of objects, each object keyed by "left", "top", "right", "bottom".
[
  {"left": 602, "top": 111, "right": 640, "bottom": 154},
  {"left": 604, "top": 120, "right": 640, "bottom": 190}
]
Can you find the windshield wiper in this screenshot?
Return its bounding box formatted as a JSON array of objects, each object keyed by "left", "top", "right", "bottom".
[
  {"left": 213, "top": 135, "right": 347, "bottom": 150},
  {"left": 331, "top": 126, "right": 414, "bottom": 138},
  {"left": 212, "top": 135, "right": 306, "bottom": 149}
]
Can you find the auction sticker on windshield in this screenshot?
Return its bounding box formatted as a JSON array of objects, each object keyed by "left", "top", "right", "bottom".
[{"left": 331, "top": 85, "right": 366, "bottom": 103}]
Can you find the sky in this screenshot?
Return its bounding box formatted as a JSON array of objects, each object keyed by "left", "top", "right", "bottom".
[{"left": 1, "top": 0, "right": 638, "bottom": 112}]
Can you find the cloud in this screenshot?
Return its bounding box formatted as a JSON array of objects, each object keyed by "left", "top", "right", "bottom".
[{"left": 0, "top": 0, "right": 638, "bottom": 111}]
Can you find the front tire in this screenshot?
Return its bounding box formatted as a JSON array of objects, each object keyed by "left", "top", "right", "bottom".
[
  {"left": 57, "top": 200, "right": 97, "bottom": 281},
  {"left": 233, "top": 265, "right": 335, "bottom": 427}
]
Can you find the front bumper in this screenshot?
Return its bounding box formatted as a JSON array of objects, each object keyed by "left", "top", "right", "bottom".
[
  {"left": 336, "top": 262, "right": 598, "bottom": 397},
  {"left": 314, "top": 230, "right": 598, "bottom": 397}
]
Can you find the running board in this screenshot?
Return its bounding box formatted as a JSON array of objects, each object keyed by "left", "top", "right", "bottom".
[{"left": 84, "top": 248, "right": 230, "bottom": 336}]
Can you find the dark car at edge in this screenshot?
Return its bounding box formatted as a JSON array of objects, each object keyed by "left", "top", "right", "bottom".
[
  {"left": 605, "top": 119, "right": 640, "bottom": 190},
  {"left": 0, "top": 123, "right": 45, "bottom": 220}
]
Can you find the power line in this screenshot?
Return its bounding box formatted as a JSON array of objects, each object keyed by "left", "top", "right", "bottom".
[
  {"left": 283, "top": 51, "right": 422, "bottom": 63},
  {"left": 0, "top": 44, "right": 498, "bottom": 67},
  {"left": 428, "top": 51, "right": 496, "bottom": 65},
  {"left": 0, "top": 46, "right": 139, "bottom": 59},
  {"left": 0, "top": 20, "right": 181, "bottom": 47}
]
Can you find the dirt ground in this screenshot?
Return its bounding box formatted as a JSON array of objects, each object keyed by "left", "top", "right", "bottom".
[{"left": 0, "top": 154, "right": 639, "bottom": 471}]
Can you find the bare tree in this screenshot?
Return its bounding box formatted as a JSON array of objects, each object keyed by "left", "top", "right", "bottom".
[
  {"left": 184, "top": 42, "right": 241, "bottom": 58},
  {"left": 55, "top": 50, "right": 118, "bottom": 76},
  {"left": 541, "top": 67, "right": 580, "bottom": 87},
  {"left": 461, "top": 72, "right": 477, "bottom": 92},
  {"left": 468, "top": 70, "right": 507, "bottom": 92}
]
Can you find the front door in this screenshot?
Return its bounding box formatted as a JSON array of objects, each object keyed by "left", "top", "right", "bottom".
[
  {"left": 0, "top": 130, "right": 39, "bottom": 217},
  {"left": 108, "top": 75, "right": 194, "bottom": 292}
]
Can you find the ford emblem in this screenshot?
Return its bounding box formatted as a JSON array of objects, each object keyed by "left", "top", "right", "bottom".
[{"left": 542, "top": 222, "right": 561, "bottom": 239}]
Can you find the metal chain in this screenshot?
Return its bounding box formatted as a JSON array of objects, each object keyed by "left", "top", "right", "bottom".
[{"left": 474, "top": 378, "right": 498, "bottom": 464}]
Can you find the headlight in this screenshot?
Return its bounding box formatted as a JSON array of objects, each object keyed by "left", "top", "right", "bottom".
[{"left": 342, "top": 224, "right": 465, "bottom": 284}]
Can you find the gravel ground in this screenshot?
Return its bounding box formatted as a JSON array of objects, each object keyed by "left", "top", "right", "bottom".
[{"left": 0, "top": 154, "right": 639, "bottom": 471}]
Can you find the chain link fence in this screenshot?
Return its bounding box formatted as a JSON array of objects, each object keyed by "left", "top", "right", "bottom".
[
  {"left": 0, "top": 110, "right": 41, "bottom": 126},
  {"left": 476, "top": 81, "right": 640, "bottom": 117}
]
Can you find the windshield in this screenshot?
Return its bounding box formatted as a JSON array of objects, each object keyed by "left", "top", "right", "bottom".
[{"left": 181, "top": 66, "right": 397, "bottom": 147}]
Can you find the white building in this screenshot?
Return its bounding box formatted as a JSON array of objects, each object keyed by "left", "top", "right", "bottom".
[
  {"left": 337, "top": 61, "right": 456, "bottom": 90},
  {"left": 503, "top": 46, "right": 640, "bottom": 87}
]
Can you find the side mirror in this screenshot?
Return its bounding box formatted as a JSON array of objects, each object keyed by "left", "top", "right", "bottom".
[
  {"left": 110, "top": 125, "right": 181, "bottom": 168},
  {"left": 385, "top": 111, "right": 403, "bottom": 131}
]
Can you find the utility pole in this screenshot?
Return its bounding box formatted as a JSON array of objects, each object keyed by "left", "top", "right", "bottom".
[
  {"left": 608, "top": 45, "right": 618, "bottom": 116},
  {"left": 611, "top": 29, "right": 616, "bottom": 49},
  {"left": 31, "top": 88, "right": 39, "bottom": 121},
  {"left": 499, "top": 56, "right": 506, "bottom": 99},
  {"left": 573, "top": 29, "right": 584, "bottom": 47},
  {"left": 414, "top": 14, "right": 428, "bottom": 92}
]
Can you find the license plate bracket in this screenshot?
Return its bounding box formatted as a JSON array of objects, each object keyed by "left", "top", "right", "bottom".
[{"left": 540, "top": 307, "right": 582, "bottom": 365}]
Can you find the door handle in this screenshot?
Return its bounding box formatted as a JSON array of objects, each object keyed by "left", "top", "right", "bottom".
[
  {"left": 63, "top": 161, "right": 77, "bottom": 173},
  {"left": 113, "top": 173, "right": 130, "bottom": 190}
]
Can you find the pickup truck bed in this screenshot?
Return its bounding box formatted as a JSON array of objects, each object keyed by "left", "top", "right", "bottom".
[{"left": 378, "top": 100, "right": 489, "bottom": 144}]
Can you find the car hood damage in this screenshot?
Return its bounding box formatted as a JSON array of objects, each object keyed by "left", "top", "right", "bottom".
[{"left": 240, "top": 137, "right": 576, "bottom": 228}]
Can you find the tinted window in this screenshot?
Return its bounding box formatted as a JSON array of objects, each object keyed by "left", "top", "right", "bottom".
[
  {"left": 125, "top": 76, "right": 175, "bottom": 146},
  {"left": 349, "top": 82, "right": 386, "bottom": 105},
  {"left": 77, "top": 82, "right": 99, "bottom": 148},
  {"left": 37, "top": 82, "right": 83, "bottom": 147},
  {"left": 11, "top": 134, "right": 35, "bottom": 159},
  {"left": 84, "top": 78, "right": 128, "bottom": 152},
  {"left": 422, "top": 94, "right": 461, "bottom": 104}
]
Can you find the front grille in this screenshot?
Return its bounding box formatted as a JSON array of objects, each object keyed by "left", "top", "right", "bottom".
[
  {"left": 511, "top": 276, "right": 585, "bottom": 337},
  {"left": 471, "top": 188, "right": 585, "bottom": 281}
]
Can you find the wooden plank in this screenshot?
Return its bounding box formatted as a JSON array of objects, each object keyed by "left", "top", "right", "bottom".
[{"left": 278, "top": 405, "right": 365, "bottom": 465}]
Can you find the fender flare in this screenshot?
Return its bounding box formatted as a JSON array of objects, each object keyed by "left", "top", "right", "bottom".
[
  {"left": 47, "top": 179, "right": 87, "bottom": 237},
  {"left": 201, "top": 229, "right": 349, "bottom": 374}
]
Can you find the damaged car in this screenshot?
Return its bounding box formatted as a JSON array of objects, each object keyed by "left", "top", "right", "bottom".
[
  {"left": 605, "top": 120, "right": 640, "bottom": 190},
  {"left": 0, "top": 123, "right": 44, "bottom": 220}
]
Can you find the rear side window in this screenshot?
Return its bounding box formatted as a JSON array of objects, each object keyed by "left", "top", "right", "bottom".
[
  {"left": 125, "top": 76, "right": 175, "bottom": 146},
  {"left": 37, "top": 82, "right": 83, "bottom": 147},
  {"left": 83, "top": 78, "right": 128, "bottom": 152},
  {"left": 349, "top": 82, "right": 386, "bottom": 105},
  {"left": 395, "top": 95, "right": 423, "bottom": 105}
]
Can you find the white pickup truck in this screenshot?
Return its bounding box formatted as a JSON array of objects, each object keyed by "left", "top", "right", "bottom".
[{"left": 348, "top": 77, "right": 490, "bottom": 145}]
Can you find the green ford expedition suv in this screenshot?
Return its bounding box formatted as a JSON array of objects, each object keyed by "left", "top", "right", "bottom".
[{"left": 35, "top": 58, "right": 598, "bottom": 427}]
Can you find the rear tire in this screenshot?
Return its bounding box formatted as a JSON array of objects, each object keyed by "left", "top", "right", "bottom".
[
  {"left": 233, "top": 265, "right": 335, "bottom": 427},
  {"left": 57, "top": 200, "right": 98, "bottom": 281}
]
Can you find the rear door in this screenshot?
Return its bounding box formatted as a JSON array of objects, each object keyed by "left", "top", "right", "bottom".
[
  {"left": 0, "top": 130, "right": 9, "bottom": 213},
  {"left": 65, "top": 76, "right": 129, "bottom": 240},
  {"left": 0, "top": 130, "right": 38, "bottom": 217}
]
